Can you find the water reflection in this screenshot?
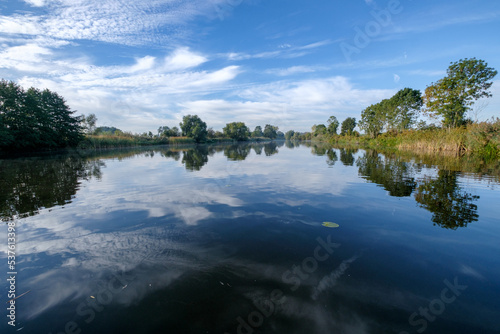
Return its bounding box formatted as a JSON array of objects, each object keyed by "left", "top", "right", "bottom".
[
  {"left": 0, "top": 144, "right": 492, "bottom": 230},
  {"left": 182, "top": 146, "right": 210, "bottom": 171},
  {"left": 415, "top": 170, "right": 480, "bottom": 229},
  {"left": 224, "top": 143, "right": 252, "bottom": 161},
  {"left": 339, "top": 148, "right": 357, "bottom": 166},
  {"left": 356, "top": 150, "right": 417, "bottom": 197},
  {"left": 0, "top": 154, "right": 104, "bottom": 221},
  {"left": 1, "top": 143, "right": 499, "bottom": 334}
]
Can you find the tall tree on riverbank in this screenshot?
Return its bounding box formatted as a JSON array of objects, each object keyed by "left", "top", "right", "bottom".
[
  {"left": 340, "top": 117, "right": 357, "bottom": 136},
  {"left": 423, "top": 58, "right": 497, "bottom": 128},
  {"left": 223, "top": 122, "right": 250, "bottom": 141},
  {"left": 327, "top": 116, "right": 340, "bottom": 135},
  {"left": 0, "top": 80, "right": 82, "bottom": 150},
  {"left": 359, "top": 103, "right": 385, "bottom": 138},
  {"left": 180, "top": 114, "right": 208, "bottom": 143},
  {"left": 263, "top": 124, "right": 278, "bottom": 139},
  {"left": 386, "top": 88, "right": 423, "bottom": 131}
]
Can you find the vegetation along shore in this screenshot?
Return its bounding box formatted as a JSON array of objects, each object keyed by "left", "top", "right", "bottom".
[{"left": 1, "top": 58, "right": 498, "bottom": 158}]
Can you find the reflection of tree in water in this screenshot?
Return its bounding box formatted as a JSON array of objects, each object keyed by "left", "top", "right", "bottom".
[
  {"left": 310, "top": 144, "right": 328, "bottom": 156},
  {"left": 0, "top": 155, "right": 104, "bottom": 221},
  {"left": 326, "top": 149, "right": 338, "bottom": 167},
  {"left": 224, "top": 144, "right": 251, "bottom": 161},
  {"left": 356, "top": 150, "right": 417, "bottom": 197},
  {"left": 339, "top": 148, "right": 358, "bottom": 166},
  {"left": 253, "top": 145, "right": 263, "bottom": 155},
  {"left": 182, "top": 146, "right": 209, "bottom": 171},
  {"left": 159, "top": 149, "right": 181, "bottom": 161},
  {"left": 415, "top": 170, "right": 479, "bottom": 229},
  {"left": 264, "top": 142, "right": 279, "bottom": 156},
  {"left": 285, "top": 140, "right": 299, "bottom": 149}
]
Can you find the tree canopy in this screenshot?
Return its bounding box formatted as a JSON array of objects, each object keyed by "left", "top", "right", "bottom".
[
  {"left": 0, "top": 80, "right": 82, "bottom": 151},
  {"left": 263, "top": 124, "right": 278, "bottom": 139},
  {"left": 340, "top": 117, "right": 357, "bottom": 136},
  {"left": 327, "top": 116, "right": 339, "bottom": 135},
  {"left": 423, "top": 58, "right": 497, "bottom": 128},
  {"left": 179, "top": 114, "right": 208, "bottom": 143},
  {"left": 223, "top": 122, "right": 250, "bottom": 141},
  {"left": 359, "top": 88, "right": 422, "bottom": 137},
  {"left": 252, "top": 126, "right": 263, "bottom": 138}
]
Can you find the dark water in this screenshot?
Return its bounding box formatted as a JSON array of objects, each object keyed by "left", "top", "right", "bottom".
[{"left": 1, "top": 142, "right": 500, "bottom": 334}]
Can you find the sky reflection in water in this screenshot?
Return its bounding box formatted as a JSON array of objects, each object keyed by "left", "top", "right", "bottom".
[{"left": 1, "top": 142, "right": 500, "bottom": 334}]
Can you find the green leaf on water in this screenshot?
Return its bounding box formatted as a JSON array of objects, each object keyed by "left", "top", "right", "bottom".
[{"left": 322, "top": 222, "right": 339, "bottom": 228}]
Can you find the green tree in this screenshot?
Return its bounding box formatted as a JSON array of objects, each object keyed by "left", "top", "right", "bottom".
[
  {"left": 158, "top": 125, "right": 180, "bottom": 137},
  {"left": 312, "top": 124, "right": 327, "bottom": 136},
  {"left": 386, "top": 88, "right": 422, "bottom": 131},
  {"left": 0, "top": 80, "right": 82, "bottom": 150},
  {"left": 423, "top": 58, "right": 497, "bottom": 128},
  {"left": 263, "top": 124, "right": 278, "bottom": 139},
  {"left": 223, "top": 122, "right": 250, "bottom": 141},
  {"left": 179, "top": 114, "right": 208, "bottom": 143},
  {"left": 359, "top": 103, "right": 385, "bottom": 138},
  {"left": 252, "top": 125, "right": 263, "bottom": 137},
  {"left": 327, "top": 116, "right": 339, "bottom": 135},
  {"left": 82, "top": 113, "right": 97, "bottom": 134},
  {"left": 340, "top": 117, "right": 356, "bottom": 136},
  {"left": 285, "top": 130, "right": 295, "bottom": 140}
]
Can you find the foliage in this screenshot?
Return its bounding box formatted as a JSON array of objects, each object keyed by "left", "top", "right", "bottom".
[
  {"left": 359, "top": 88, "right": 422, "bottom": 138},
  {"left": 158, "top": 125, "right": 180, "bottom": 137},
  {"left": 252, "top": 125, "right": 263, "bottom": 138},
  {"left": 327, "top": 116, "right": 339, "bottom": 135},
  {"left": 359, "top": 103, "right": 385, "bottom": 138},
  {"left": 95, "top": 126, "right": 122, "bottom": 135},
  {"left": 423, "top": 58, "right": 497, "bottom": 128},
  {"left": 0, "top": 79, "right": 83, "bottom": 151},
  {"left": 285, "top": 130, "right": 295, "bottom": 140},
  {"left": 180, "top": 114, "right": 208, "bottom": 143},
  {"left": 312, "top": 124, "right": 327, "bottom": 136},
  {"left": 263, "top": 124, "right": 279, "bottom": 139},
  {"left": 81, "top": 113, "right": 97, "bottom": 134},
  {"left": 340, "top": 117, "right": 357, "bottom": 136},
  {"left": 223, "top": 122, "right": 250, "bottom": 141},
  {"left": 386, "top": 88, "right": 423, "bottom": 131}
]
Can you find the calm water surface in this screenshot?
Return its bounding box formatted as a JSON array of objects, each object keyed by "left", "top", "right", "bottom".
[{"left": 1, "top": 142, "right": 500, "bottom": 334}]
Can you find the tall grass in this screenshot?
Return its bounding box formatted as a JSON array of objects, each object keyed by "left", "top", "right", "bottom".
[
  {"left": 78, "top": 135, "right": 194, "bottom": 149},
  {"left": 325, "top": 119, "right": 500, "bottom": 159}
]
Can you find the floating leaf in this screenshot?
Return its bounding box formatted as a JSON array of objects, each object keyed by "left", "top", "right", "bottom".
[{"left": 322, "top": 222, "right": 339, "bottom": 228}]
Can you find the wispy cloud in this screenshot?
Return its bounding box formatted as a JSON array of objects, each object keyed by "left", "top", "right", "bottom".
[
  {"left": 265, "top": 65, "right": 319, "bottom": 76},
  {"left": 225, "top": 40, "right": 331, "bottom": 61},
  {"left": 0, "top": 0, "right": 232, "bottom": 46}
]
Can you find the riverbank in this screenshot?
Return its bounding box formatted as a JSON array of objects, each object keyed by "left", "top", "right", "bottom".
[
  {"left": 325, "top": 120, "right": 500, "bottom": 159},
  {"left": 76, "top": 134, "right": 275, "bottom": 150}
]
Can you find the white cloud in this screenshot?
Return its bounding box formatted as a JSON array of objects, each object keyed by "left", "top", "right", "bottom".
[
  {"left": 23, "top": 0, "right": 46, "bottom": 7},
  {"left": 179, "top": 77, "right": 394, "bottom": 131},
  {"left": 0, "top": 0, "right": 236, "bottom": 46},
  {"left": 393, "top": 74, "right": 400, "bottom": 83},
  {"left": 266, "top": 66, "right": 317, "bottom": 77},
  {"left": 164, "top": 48, "right": 207, "bottom": 71}
]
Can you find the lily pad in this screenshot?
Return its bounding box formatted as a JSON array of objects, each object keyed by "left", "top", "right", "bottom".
[{"left": 322, "top": 222, "right": 339, "bottom": 228}]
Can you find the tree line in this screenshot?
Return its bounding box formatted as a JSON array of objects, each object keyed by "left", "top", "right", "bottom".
[
  {"left": 1, "top": 58, "right": 496, "bottom": 151},
  {"left": 0, "top": 80, "right": 82, "bottom": 151},
  {"left": 358, "top": 58, "right": 497, "bottom": 138}
]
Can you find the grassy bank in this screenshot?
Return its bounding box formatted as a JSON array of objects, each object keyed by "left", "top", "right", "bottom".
[
  {"left": 326, "top": 120, "right": 500, "bottom": 159},
  {"left": 78, "top": 134, "right": 195, "bottom": 149}
]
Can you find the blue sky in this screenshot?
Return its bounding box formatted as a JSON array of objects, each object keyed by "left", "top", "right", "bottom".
[{"left": 1, "top": 0, "right": 499, "bottom": 133}]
